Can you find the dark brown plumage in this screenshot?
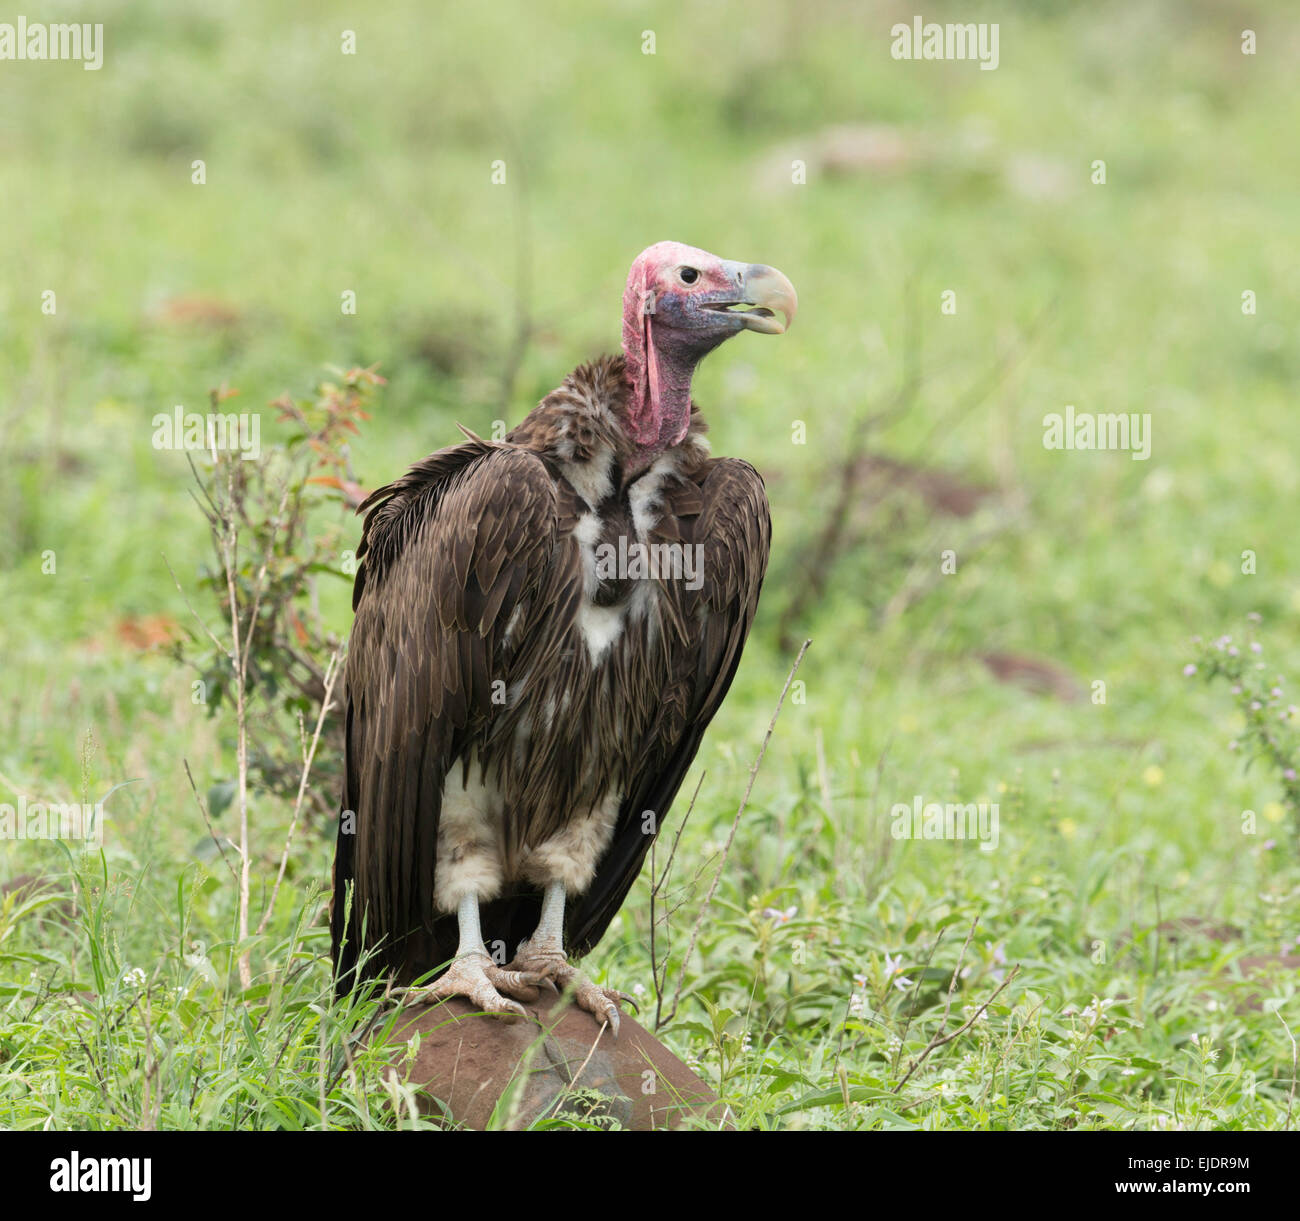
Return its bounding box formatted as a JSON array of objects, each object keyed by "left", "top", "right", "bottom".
[{"left": 330, "top": 243, "right": 794, "bottom": 1023}]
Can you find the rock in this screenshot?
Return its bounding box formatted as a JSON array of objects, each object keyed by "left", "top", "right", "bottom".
[
  {"left": 377, "top": 989, "right": 728, "bottom": 1130},
  {"left": 853, "top": 453, "right": 995, "bottom": 519},
  {"left": 1209, "top": 954, "right": 1300, "bottom": 1014},
  {"left": 1112, "top": 917, "right": 1242, "bottom": 956},
  {"left": 0, "top": 873, "right": 75, "bottom": 919},
  {"left": 755, "top": 124, "right": 927, "bottom": 191},
  {"left": 977, "top": 651, "right": 1085, "bottom": 702}
]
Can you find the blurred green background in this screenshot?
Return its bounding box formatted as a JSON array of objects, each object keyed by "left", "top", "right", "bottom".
[{"left": 2, "top": 0, "right": 1299, "bottom": 1129}]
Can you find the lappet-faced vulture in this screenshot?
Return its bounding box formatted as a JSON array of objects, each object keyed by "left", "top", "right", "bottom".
[{"left": 330, "top": 241, "right": 796, "bottom": 1031}]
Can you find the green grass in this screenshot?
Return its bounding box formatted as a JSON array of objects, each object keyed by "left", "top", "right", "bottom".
[{"left": 2, "top": 0, "right": 1299, "bottom": 1130}]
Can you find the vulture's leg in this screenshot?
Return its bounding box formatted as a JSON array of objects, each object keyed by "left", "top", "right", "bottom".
[
  {"left": 396, "top": 895, "right": 546, "bottom": 1020},
  {"left": 507, "top": 880, "right": 628, "bottom": 1035}
]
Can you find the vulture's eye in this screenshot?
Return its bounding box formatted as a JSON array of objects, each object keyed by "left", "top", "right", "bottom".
[{"left": 678, "top": 267, "right": 699, "bottom": 284}]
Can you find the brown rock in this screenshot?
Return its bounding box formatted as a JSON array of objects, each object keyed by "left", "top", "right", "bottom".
[
  {"left": 377, "top": 989, "right": 729, "bottom": 1130},
  {"left": 978, "top": 651, "right": 1084, "bottom": 702},
  {"left": 854, "top": 453, "right": 995, "bottom": 519},
  {"left": 1212, "top": 954, "right": 1300, "bottom": 1013},
  {"left": 150, "top": 295, "right": 243, "bottom": 330},
  {"left": 0, "top": 873, "right": 75, "bottom": 920}
]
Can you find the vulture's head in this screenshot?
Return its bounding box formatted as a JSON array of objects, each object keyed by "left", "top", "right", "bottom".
[{"left": 621, "top": 240, "right": 797, "bottom": 451}]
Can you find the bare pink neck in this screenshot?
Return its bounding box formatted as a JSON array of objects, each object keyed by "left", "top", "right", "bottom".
[{"left": 623, "top": 335, "right": 698, "bottom": 472}]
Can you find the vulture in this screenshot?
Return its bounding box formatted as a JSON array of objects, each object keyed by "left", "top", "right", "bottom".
[{"left": 330, "top": 241, "right": 796, "bottom": 1032}]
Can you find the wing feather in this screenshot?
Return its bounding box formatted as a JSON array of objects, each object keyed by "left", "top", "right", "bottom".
[
  {"left": 566, "top": 457, "right": 771, "bottom": 955},
  {"left": 330, "top": 441, "right": 573, "bottom": 989}
]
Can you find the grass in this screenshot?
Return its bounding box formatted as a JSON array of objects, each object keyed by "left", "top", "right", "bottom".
[{"left": 1, "top": 0, "right": 1299, "bottom": 1130}]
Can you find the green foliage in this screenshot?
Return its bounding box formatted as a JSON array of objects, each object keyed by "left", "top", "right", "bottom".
[
  {"left": 0, "top": 858, "right": 442, "bottom": 1131},
  {"left": 175, "top": 368, "right": 382, "bottom": 812},
  {"left": 1189, "top": 618, "right": 1300, "bottom": 834}
]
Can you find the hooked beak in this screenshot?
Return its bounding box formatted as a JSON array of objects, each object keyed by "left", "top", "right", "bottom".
[{"left": 705, "top": 261, "right": 799, "bottom": 334}]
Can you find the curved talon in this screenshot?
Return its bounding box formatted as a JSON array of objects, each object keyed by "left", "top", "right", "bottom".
[
  {"left": 583, "top": 987, "right": 621, "bottom": 1037},
  {"left": 610, "top": 989, "right": 639, "bottom": 1015},
  {"left": 395, "top": 953, "right": 542, "bottom": 1021},
  {"left": 486, "top": 964, "right": 546, "bottom": 1004},
  {"left": 505, "top": 947, "right": 568, "bottom": 978},
  {"left": 504, "top": 950, "right": 627, "bottom": 1037}
]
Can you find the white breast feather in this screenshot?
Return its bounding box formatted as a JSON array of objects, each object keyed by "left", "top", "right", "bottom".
[{"left": 577, "top": 602, "right": 625, "bottom": 663}]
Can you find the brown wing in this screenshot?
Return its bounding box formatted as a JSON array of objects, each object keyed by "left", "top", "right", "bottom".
[
  {"left": 565, "top": 457, "right": 771, "bottom": 956},
  {"left": 330, "top": 439, "right": 581, "bottom": 990}
]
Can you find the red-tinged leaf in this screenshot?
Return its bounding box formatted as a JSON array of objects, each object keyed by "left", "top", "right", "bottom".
[
  {"left": 306, "top": 475, "right": 368, "bottom": 507},
  {"left": 288, "top": 611, "right": 310, "bottom": 646}
]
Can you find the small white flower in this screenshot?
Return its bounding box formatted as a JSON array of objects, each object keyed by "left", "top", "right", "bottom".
[
  {"left": 883, "top": 952, "right": 914, "bottom": 991},
  {"left": 1080, "top": 996, "right": 1117, "bottom": 1023}
]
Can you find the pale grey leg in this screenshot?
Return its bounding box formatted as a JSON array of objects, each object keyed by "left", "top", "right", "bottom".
[
  {"left": 396, "top": 894, "right": 546, "bottom": 1020},
  {"left": 508, "top": 879, "right": 627, "bottom": 1035}
]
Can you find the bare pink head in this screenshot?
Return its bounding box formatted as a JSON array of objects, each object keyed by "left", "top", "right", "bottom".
[{"left": 620, "top": 240, "right": 796, "bottom": 457}]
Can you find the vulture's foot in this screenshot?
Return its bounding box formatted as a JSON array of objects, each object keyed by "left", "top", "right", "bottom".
[
  {"left": 506, "top": 943, "right": 629, "bottom": 1036},
  {"left": 396, "top": 952, "right": 545, "bottom": 1022}
]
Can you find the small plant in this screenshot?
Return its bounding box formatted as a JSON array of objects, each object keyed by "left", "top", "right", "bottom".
[
  {"left": 173, "top": 366, "right": 382, "bottom": 818},
  {"left": 1186, "top": 613, "right": 1300, "bottom": 832},
  {"left": 170, "top": 366, "right": 383, "bottom": 987}
]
